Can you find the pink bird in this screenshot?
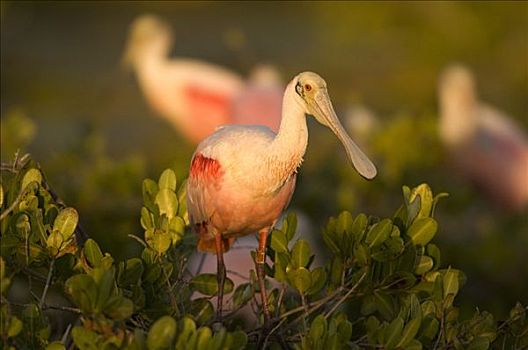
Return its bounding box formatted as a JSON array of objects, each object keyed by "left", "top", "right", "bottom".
[
  {"left": 123, "top": 15, "right": 283, "bottom": 144},
  {"left": 186, "top": 71, "right": 377, "bottom": 325},
  {"left": 438, "top": 64, "right": 528, "bottom": 211}
]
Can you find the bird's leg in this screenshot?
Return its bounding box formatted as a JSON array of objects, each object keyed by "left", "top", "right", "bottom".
[
  {"left": 215, "top": 233, "right": 226, "bottom": 323},
  {"left": 255, "top": 227, "right": 271, "bottom": 326}
]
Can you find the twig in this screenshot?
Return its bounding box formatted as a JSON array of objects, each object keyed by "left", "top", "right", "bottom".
[
  {"left": 39, "top": 258, "right": 55, "bottom": 309},
  {"left": 324, "top": 271, "right": 367, "bottom": 319},
  {"left": 128, "top": 234, "right": 147, "bottom": 247},
  {"left": 0, "top": 186, "right": 28, "bottom": 221},
  {"left": 159, "top": 259, "right": 179, "bottom": 317}
]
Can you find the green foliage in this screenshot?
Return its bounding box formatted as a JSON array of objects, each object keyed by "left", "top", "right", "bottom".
[{"left": 1, "top": 157, "right": 526, "bottom": 349}]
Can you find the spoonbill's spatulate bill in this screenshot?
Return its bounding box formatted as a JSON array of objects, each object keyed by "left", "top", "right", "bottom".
[
  {"left": 439, "top": 64, "right": 528, "bottom": 211},
  {"left": 186, "top": 71, "right": 377, "bottom": 326},
  {"left": 124, "top": 15, "right": 283, "bottom": 144}
]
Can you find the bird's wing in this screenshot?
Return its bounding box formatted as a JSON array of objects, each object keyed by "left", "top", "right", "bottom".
[{"left": 479, "top": 104, "right": 527, "bottom": 145}]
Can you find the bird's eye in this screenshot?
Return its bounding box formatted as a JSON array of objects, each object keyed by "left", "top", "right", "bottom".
[{"left": 304, "top": 84, "right": 312, "bottom": 92}]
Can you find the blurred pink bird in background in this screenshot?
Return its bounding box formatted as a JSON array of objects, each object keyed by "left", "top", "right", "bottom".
[
  {"left": 438, "top": 64, "right": 528, "bottom": 211},
  {"left": 123, "top": 15, "right": 283, "bottom": 144}
]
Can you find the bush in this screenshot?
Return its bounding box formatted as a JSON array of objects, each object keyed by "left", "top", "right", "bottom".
[{"left": 0, "top": 155, "right": 526, "bottom": 349}]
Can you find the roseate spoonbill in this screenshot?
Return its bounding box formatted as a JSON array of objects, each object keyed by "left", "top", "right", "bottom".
[
  {"left": 438, "top": 64, "right": 528, "bottom": 210},
  {"left": 187, "top": 71, "right": 377, "bottom": 324},
  {"left": 123, "top": 15, "right": 283, "bottom": 143}
]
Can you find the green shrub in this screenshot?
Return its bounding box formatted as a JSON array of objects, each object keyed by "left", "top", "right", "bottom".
[{"left": 0, "top": 155, "right": 526, "bottom": 349}]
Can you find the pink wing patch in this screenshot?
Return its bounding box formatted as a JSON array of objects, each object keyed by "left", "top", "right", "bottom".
[{"left": 190, "top": 153, "right": 223, "bottom": 180}]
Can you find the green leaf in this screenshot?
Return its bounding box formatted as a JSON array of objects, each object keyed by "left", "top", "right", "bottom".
[
  {"left": 415, "top": 256, "right": 434, "bottom": 275},
  {"left": 53, "top": 207, "right": 78, "bottom": 241},
  {"left": 84, "top": 239, "right": 103, "bottom": 268},
  {"left": 155, "top": 189, "right": 178, "bottom": 220},
  {"left": 105, "top": 296, "right": 134, "bottom": 320},
  {"left": 443, "top": 269, "right": 459, "bottom": 298},
  {"left": 291, "top": 239, "right": 311, "bottom": 269},
  {"left": 140, "top": 207, "right": 154, "bottom": 230},
  {"left": 46, "top": 231, "right": 63, "bottom": 252},
  {"left": 270, "top": 229, "right": 288, "bottom": 253},
  {"left": 147, "top": 316, "right": 177, "bottom": 350},
  {"left": 158, "top": 169, "right": 177, "bottom": 191},
  {"left": 287, "top": 267, "right": 311, "bottom": 294},
  {"left": 196, "top": 327, "right": 212, "bottom": 350},
  {"left": 365, "top": 219, "right": 392, "bottom": 248},
  {"left": 336, "top": 211, "right": 354, "bottom": 235},
  {"left": 145, "top": 228, "right": 172, "bottom": 255},
  {"left": 307, "top": 267, "right": 327, "bottom": 295},
  {"left": 72, "top": 327, "right": 100, "bottom": 350},
  {"left": 396, "top": 317, "right": 421, "bottom": 348},
  {"left": 407, "top": 218, "right": 437, "bottom": 246},
  {"left": 273, "top": 251, "right": 289, "bottom": 282},
  {"left": 409, "top": 184, "right": 433, "bottom": 219},
  {"left": 118, "top": 258, "right": 144, "bottom": 286},
  {"left": 65, "top": 274, "right": 97, "bottom": 313},
  {"left": 190, "top": 273, "right": 233, "bottom": 296},
  {"left": 406, "top": 339, "right": 423, "bottom": 350},
  {"left": 467, "top": 336, "right": 490, "bottom": 350},
  {"left": 21, "top": 168, "right": 42, "bottom": 190},
  {"left": 233, "top": 283, "right": 254, "bottom": 307},
  {"left": 351, "top": 213, "right": 368, "bottom": 241},
  {"left": 190, "top": 298, "right": 214, "bottom": 325},
  {"left": 45, "top": 342, "right": 66, "bottom": 350},
  {"left": 419, "top": 315, "right": 439, "bottom": 342},
  {"left": 230, "top": 330, "right": 248, "bottom": 350},
  {"left": 337, "top": 318, "right": 353, "bottom": 342},
  {"left": 310, "top": 315, "right": 328, "bottom": 343},
  {"left": 284, "top": 212, "right": 298, "bottom": 242},
  {"left": 353, "top": 243, "right": 369, "bottom": 265},
  {"left": 385, "top": 317, "right": 404, "bottom": 349},
  {"left": 7, "top": 316, "right": 22, "bottom": 337},
  {"left": 426, "top": 244, "right": 441, "bottom": 269},
  {"left": 374, "top": 291, "right": 395, "bottom": 319}
]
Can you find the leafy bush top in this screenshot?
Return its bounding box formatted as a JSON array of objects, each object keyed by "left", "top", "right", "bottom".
[{"left": 0, "top": 155, "right": 526, "bottom": 349}]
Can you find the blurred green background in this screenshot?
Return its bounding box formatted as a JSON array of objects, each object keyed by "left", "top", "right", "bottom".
[{"left": 1, "top": 1, "right": 527, "bottom": 320}]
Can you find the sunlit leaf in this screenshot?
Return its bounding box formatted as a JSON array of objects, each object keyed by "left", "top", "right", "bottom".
[
  {"left": 21, "top": 168, "right": 42, "bottom": 191},
  {"left": 84, "top": 239, "right": 103, "bottom": 268},
  {"left": 288, "top": 267, "right": 311, "bottom": 294},
  {"left": 415, "top": 256, "right": 434, "bottom": 275},
  {"left": 365, "top": 218, "right": 392, "bottom": 248},
  {"left": 291, "top": 239, "right": 311, "bottom": 269},
  {"left": 158, "top": 169, "right": 177, "bottom": 191},
  {"left": 155, "top": 189, "right": 178, "bottom": 220},
  {"left": 53, "top": 207, "right": 78, "bottom": 240},
  {"left": 147, "top": 316, "right": 177, "bottom": 350},
  {"left": 407, "top": 218, "right": 437, "bottom": 246},
  {"left": 443, "top": 269, "right": 459, "bottom": 298},
  {"left": 71, "top": 327, "right": 100, "bottom": 350},
  {"left": 270, "top": 229, "right": 288, "bottom": 253}
]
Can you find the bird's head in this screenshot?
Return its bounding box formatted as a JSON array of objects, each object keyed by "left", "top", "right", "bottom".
[
  {"left": 438, "top": 64, "right": 477, "bottom": 111},
  {"left": 292, "top": 71, "right": 377, "bottom": 180},
  {"left": 122, "top": 15, "right": 173, "bottom": 68}
]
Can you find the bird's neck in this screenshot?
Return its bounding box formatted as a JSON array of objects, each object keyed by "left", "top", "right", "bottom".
[
  {"left": 265, "top": 84, "right": 308, "bottom": 186},
  {"left": 440, "top": 89, "right": 478, "bottom": 145}
]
